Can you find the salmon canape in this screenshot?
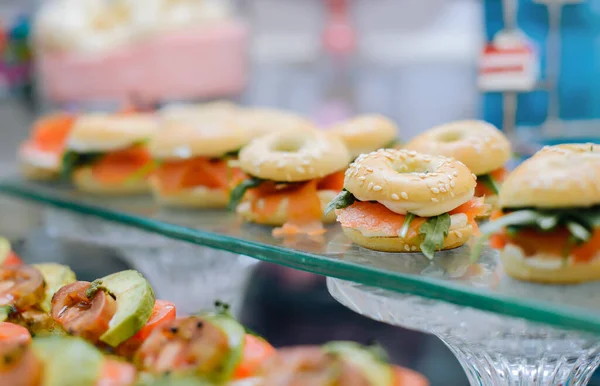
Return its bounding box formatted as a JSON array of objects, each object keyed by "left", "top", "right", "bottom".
[
  {"left": 230, "top": 130, "right": 350, "bottom": 237},
  {"left": 62, "top": 113, "right": 159, "bottom": 195},
  {"left": 19, "top": 113, "right": 77, "bottom": 180},
  {"left": 326, "top": 149, "right": 488, "bottom": 258}
]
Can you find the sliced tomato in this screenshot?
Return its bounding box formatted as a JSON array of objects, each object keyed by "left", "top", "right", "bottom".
[
  {"left": 336, "top": 201, "right": 426, "bottom": 240},
  {"left": 96, "top": 359, "right": 137, "bottom": 386},
  {"left": 154, "top": 157, "right": 230, "bottom": 193},
  {"left": 0, "top": 323, "right": 40, "bottom": 386},
  {"left": 29, "top": 113, "right": 76, "bottom": 153},
  {"left": 50, "top": 281, "right": 117, "bottom": 343},
  {"left": 135, "top": 316, "right": 230, "bottom": 376},
  {"left": 0, "top": 322, "right": 31, "bottom": 345},
  {"left": 116, "top": 300, "right": 176, "bottom": 358},
  {"left": 91, "top": 146, "right": 154, "bottom": 185},
  {"left": 3, "top": 252, "right": 23, "bottom": 267},
  {"left": 232, "top": 334, "right": 276, "bottom": 379},
  {"left": 316, "top": 171, "right": 345, "bottom": 192},
  {"left": 0, "top": 266, "right": 46, "bottom": 311},
  {"left": 393, "top": 366, "right": 429, "bottom": 386}
]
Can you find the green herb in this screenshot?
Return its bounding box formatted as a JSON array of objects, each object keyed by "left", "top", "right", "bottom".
[
  {"left": 61, "top": 150, "right": 105, "bottom": 181},
  {"left": 477, "top": 173, "right": 500, "bottom": 195},
  {"left": 398, "top": 213, "right": 415, "bottom": 239},
  {"left": 85, "top": 280, "right": 116, "bottom": 300},
  {"left": 418, "top": 213, "right": 451, "bottom": 260},
  {"left": 0, "top": 305, "right": 16, "bottom": 322},
  {"left": 324, "top": 189, "right": 357, "bottom": 215},
  {"left": 219, "top": 149, "right": 240, "bottom": 160},
  {"left": 124, "top": 160, "right": 161, "bottom": 185},
  {"left": 228, "top": 177, "right": 264, "bottom": 211}
]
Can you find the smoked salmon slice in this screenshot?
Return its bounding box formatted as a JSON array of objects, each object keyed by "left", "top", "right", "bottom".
[{"left": 91, "top": 146, "right": 154, "bottom": 184}]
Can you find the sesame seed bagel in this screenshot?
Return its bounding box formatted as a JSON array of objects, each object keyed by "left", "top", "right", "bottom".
[
  {"left": 234, "top": 108, "right": 315, "bottom": 140},
  {"left": 499, "top": 145, "right": 600, "bottom": 209},
  {"left": 500, "top": 244, "right": 600, "bottom": 284},
  {"left": 404, "top": 120, "right": 511, "bottom": 176},
  {"left": 67, "top": 113, "right": 159, "bottom": 152},
  {"left": 342, "top": 224, "right": 472, "bottom": 253},
  {"left": 328, "top": 115, "right": 399, "bottom": 158},
  {"left": 239, "top": 131, "right": 351, "bottom": 182},
  {"left": 535, "top": 143, "right": 600, "bottom": 157},
  {"left": 237, "top": 190, "right": 339, "bottom": 226},
  {"left": 344, "top": 149, "right": 476, "bottom": 217},
  {"left": 149, "top": 116, "right": 247, "bottom": 160}
]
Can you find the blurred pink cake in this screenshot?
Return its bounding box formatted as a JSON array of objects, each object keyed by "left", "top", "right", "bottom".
[{"left": 34, "top": 0, "right": 248, "bottom": 103}]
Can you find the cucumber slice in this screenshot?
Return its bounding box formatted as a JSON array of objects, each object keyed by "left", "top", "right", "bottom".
[
  {"left": 324, "top": 341, "right": 394, "bottom": 386},
  {"left": 202, "top": 313, "right": 246, "bottom": 382},
  {"left": 0, "top": 237, "right": 11, "bottom": 265},
  {"left": 32, "top": 336, "right": 104, "bottom": 386},
  {"left": 33, "top": 264, "right": 76, "bottom": 313},
  {"left": 98, "top": 270, "right": 155, "bottom": 347}
]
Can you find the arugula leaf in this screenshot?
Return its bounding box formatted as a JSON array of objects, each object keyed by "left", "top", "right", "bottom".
[
  {"left": 61, "top": 150, "right": 105, "bottom": 181},
  {"left": 419, "top": 213, "right": 451, "bottom": 260},
  {"left": 566, "top": 221, "right": 591, "bottom": 243},
  {"left": 124, "top": 159, "right": 161, "bottom": 185},
  {"left": 228, "top": 177, "right": 264, "bottom": 211},
  {"left": 324, "top": 189, "right": 356, "bottom": 215},
  {"left": 219, "top": 149, "right": 240, "bottom": 160},
  {"left": 398, "top": 213, "right": 415, "bottom": 239},
  {"left": 477, "top": 173, "right": 500, "bottom": 195}
]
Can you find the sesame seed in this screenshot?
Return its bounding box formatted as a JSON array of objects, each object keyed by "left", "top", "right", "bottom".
[
  {"left": 391, "top": 193, "right": 400, "bottom": 200},
  {"left": 450, "top": 180, "right": 455, "bottom": 188},
  {"left": 404, "top": 245, "right": 410, "bottom": 251},
  {"left": 450, "top": 192, "right": 455, "bottom": 197},
  {"left": 431, "top": 187, "right": 440, "bottom": 194},
  {"left": 453, "top": 171, "right": 458, "bottom": 176},
  {"left": 373, "top": 185, "right": 382, "bottom": 191},
  {"left": 366, "top": 167, "right": 374, "bottom": 173},
  {"left": 447, "top": 174, "right": 453, "bottom": 180},
  {"left": 440, "top": 186, "right": 447, "bottom": 193},
  {"left": 358, "top": 176, "right": 366, "bottom": 181},
  {"left": 296, "top": 166, "right": 305, "bottom": 173},
  {"left": 431, "top": 198, "right": 439, "bottom": 202},
  {"left": 411, "top": 246, "right": 417, "bottom": 251},
  {"left": 368, "top": 182, "right": 374, "bottom": 190},
  {"left": 456, "top": 231, "right": 463, "bottom": 238},
  {"left": 401, "top": 192, "right": 409, "bottom": 199}
]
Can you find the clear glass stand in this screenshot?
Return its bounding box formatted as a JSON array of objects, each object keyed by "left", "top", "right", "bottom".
[
  {"left": 42, "top": 208, "right": 258, "bottom": 316},
  {"left": 327, "top": 278, "right": 600, "bottom": 386}
]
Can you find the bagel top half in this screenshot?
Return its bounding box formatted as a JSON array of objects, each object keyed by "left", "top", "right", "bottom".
[
  {"left": 404, "top": 120, "right": 511, "bottom": 176},
  {"left": 499, "top": 143, "right": 600, "bottom": 209},
  {"left": 239, "top": 130, "right": 351, "bottom": 182},
  {"left": 344, "top": 149, "right": 476, "bottom": 217},
  {"left": 66, "top": 113, "right": 159, "bottom": 153}
]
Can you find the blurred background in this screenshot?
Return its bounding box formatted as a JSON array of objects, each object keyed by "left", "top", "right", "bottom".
[{"left": 0, "top": 0, "right": 599, "bottom": 385}]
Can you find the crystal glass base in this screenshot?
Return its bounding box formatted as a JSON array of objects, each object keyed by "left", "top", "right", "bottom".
[{"left": 327, "top": 278, "right": 600, "bottom": 386}]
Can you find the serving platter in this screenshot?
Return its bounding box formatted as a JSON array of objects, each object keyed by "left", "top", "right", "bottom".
[{"left": 2, "top": 177, "right": 600, "bottom": 335}]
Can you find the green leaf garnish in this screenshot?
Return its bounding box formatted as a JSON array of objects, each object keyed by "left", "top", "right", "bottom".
[
  {"left": 477, "top": 173, "right": 500, "bottom": 195},
  {"left": 324, "top": 189, "right": 356, "bottom": 216},
  {"left": 123, "top": 159, "right": 161, "bottom": 185},
  {"left": 418, "top": 213, "right": 451, "bottom": 260},
  {"left": 228, "top": 177, "right": 264, "bottom": 211},
  {"left": 0, "top": 305, "right": 16, "bottom": 322},
  {"left": 61, "top": 150, "right": 105, "bottom": 181},
  {"left": 398, "top": 213, "right": 415, "bottom": 239}
]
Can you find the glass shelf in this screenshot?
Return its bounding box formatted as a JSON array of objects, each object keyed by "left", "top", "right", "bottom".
[{"left": 2, "top": 177, "right": 600, "bottom": 335}]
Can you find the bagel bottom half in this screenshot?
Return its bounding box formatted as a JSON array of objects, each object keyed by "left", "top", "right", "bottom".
[
  {"left": 150, "top": 178, "right": 228, "bottom": 208},
  {"left": 500, "top": 243, "right": 600, "bottom": 284},
  {"left": 20, "top": 162, "right": 58, "bottom": 181},
  {"left": 341, "top": 225, "right": 472, "bottom": 253},
  {"left": 237, "top": 190, "right": 338, "bottom": 226},
  {"left": 73, "top": 167, "right": 150, "bottom": 195}
]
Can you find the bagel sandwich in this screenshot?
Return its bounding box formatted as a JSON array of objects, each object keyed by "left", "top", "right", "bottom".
[
  {"left": 327, "top": 115, "right": 400, "bottom": 159},
  {"left": 229, "top": 130, "right": 351, "bottom": 236},
  {"left": 405, "top": 120, "right": 511, "bottom": 208},
  {"left": 474, "top": 143, "right": 600, "bottom": 283},
  {"left": 19, "top": 113, "right": 77, "bottom": 180},
  {"left": 62, "top": 113, "right": 160, "bottom": 195},
  {"left": 148, "top": 113, "right": 248, "bottom": 208},
  {"left": 325, "top": 149, "right": 488, "bottom": 258}
]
